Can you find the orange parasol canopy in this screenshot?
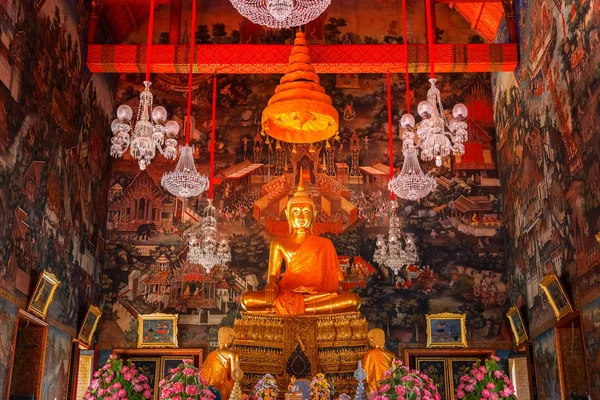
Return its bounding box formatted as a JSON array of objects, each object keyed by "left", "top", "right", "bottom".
[{"left": 261, "top": 31, "right": 339, "bottom": 144}]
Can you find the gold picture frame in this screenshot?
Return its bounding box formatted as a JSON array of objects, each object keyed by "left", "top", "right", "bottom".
[
  {"left": 137, "top": 313, "right": 179, "bottom": 348},
  {"left": 506, "top": 306, "right": 528, "bottom": 346},
  {"left": 539, "top": 274, "right": 574, "bottom": 321},
  {"left": 78, "top": 305, "right": 102, "bottom": 346},
  {"left": 425, "top": 313, "right": 467, "bottom": 348},
  {"left": 27, "top": 270, "right": 60, "bottom": 319},
  {"left": 128, "top": 357, "right": 161, "bottom": 399},
  {"left": 160, "top": 355, "right": 194, "bottom": 379}
]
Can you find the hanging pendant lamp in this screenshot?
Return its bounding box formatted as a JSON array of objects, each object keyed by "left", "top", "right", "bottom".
[
  {"left": 162, "top": 0, "right": 208, "bottom": 198},
  {"left": 261, "top": 31, "right": 338, "bottom": 144},
  {"left": 388, "top": 1, "right": 436, "bottom": 202}
]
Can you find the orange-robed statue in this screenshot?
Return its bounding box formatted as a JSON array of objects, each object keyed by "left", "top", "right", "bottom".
[
  {"left": 240, "top": 171, "right": 361, "bottom": 316},
  {"left": 362, "top": 328, "right": 395, "bottom": 394},
  {"left": 201, "top": 327, "right": 239, "bottom": 400}
]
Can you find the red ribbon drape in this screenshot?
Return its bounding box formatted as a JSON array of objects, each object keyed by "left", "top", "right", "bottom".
[
  {"left": 426, "top": 0, "right": 435, "bottom": 78},
  {"left": 145, "top": 0, "right": 156, "bottom": 82},
  {"left": 386, "top": 72, "right": 395, "bottom": 201},
  {"left": 402, "top": 0, "right": 410, "bottom": 113},
  {"left": 209, "top": 74, "right": 217, "bottom": 199},
  {"left": 185, "top": 0, "right": 197, "bottom": 144}
]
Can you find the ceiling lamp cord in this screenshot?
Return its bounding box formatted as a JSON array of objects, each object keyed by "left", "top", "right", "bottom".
[
  {"left": 184, "top": 0, "right": 197, "bottom": 146},
  {"left": 145, "top": 0, "right": 156, "bottom": 82},
  {"left": 426, "top": 0, "right": 435, "bottom": 79},
  {"left": 209, "top": 73, "right": 217, "bottom": 200},
  {"left": 386, "top": 72, "right": 394, "bottom": 201},
  {"left": 402, "top": 0, "right": 410, "bottom": 114}
]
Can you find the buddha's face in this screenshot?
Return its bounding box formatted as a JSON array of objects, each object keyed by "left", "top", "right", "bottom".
[{"left": 286, "top": 202, "right": 316, "bottom": 230}]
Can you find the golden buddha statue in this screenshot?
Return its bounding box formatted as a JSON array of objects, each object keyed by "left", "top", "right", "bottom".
[
  {"left": 240, "top": 170, "right": 361, "bottom": 316},
  {"left": 201, "top": 327, "right": 239, "bottom": 400},
  {"left": 362, "top": 328, "right": 395, "bottom": 395}
]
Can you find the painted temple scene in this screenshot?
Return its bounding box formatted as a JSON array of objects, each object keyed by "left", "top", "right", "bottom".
[{"left": 0, "top": 0, "right": 598, "bottom": 399}]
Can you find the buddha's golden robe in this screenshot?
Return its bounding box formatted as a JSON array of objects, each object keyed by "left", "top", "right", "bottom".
[
  {"left": 274, "top": 235, "right": 344, "bottom": 316},
  {"left": 201, "top": 350, "right": 234, "bottom": 400},
  {"left": 362, "top": 348, "right": 395, "bottom": 394}
]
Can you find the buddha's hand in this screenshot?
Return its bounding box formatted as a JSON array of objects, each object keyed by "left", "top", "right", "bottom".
[{"left": 265, "top": 282, "right": 279, "bottom": 305}]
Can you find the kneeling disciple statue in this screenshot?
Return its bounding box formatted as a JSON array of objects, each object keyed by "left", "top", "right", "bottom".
[
  {"left": 362, "top": 328, "right": 395, "bottom": 395},
  {"left": 201, "top": 327, "right": 239, "bottom": 400}
]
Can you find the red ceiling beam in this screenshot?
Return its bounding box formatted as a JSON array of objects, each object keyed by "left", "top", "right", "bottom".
[
  {"left": 437, "top": 0, "right": 502, "bottom": 3},
  {"left": 87, "top": 43, "right": 518, "bottom": 74},
  {"left": 100, "top": 0, "right": 171, "bottom": 3}
]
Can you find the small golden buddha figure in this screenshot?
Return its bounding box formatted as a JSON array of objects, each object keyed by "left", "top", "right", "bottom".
[
  {"left": 362, "top": 328, "right": 395, "bottom": 395},
  {"left": 201, "top": 327, "right": 239, "bottom": 400},
  {"left": 240, "top": 170, "right": 361, "bottom": 316}
]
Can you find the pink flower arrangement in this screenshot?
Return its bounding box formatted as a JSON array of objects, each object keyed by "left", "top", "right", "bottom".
[
  {"left": 83, "top": 354, "right": 152, "bottom": 400},
  {"left": 159, "top": 359, "right": 215, "bottom": 400},
  {"left": 455, "top": 356, "right": 515, "bottom": 399},
  {"left": 369, "top": 360, "right": 442, "bottom": 400}
]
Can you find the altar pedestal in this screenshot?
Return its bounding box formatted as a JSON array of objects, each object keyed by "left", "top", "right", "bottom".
[{"left": 233, "top": 312, "right": 369, "bottom": 394}]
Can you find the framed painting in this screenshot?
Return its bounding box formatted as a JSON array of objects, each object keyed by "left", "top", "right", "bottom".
[
  {"left": 78, "top": 305, "right": 102, "bottom": 346},
  {"left": 448, "top": 358, "right": 480, "bottom": 399},
  {"left": 160, "top": 356, "right": 194, "bottom": 379},
  {"left": 506, "top": 306, "right": 528, "bottom": 346},
  {"left": 128, "top": 358, "right": 160, "bottom": 399},
  {"left": 415, "top": 358, "right": 449, "bottom": 400},
  {"left": 27, "top": 270, "right": 60, "bottom": 319},
  {"left": 539, "top": 274, "right": 573, "bottom": 321},
  {"left": 425, "top": 313, "right": 467, "bottom": 348},
  {"left": 137, "top": 313, "right": 178, "bottom": 348}
]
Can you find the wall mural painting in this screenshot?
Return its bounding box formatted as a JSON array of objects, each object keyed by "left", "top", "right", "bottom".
[
  {"left": 582, "top": 296, "right": 600, "bottom": 400},
  {"left": 0, "top": 297, "right": 18, "bottom": 400},
  {"left": 101, "top": 59, "right": 509, "bottom": 347},
  {"left": 493, "top": 0, "right": 600, "bottom": 337},
  {"left": 42, "top": 326, "right": 73, "bottom": 400},
  {"left": 533, "top": 327, "right": 560, "bottom": 400},
  {"left": 0, "top": 0, "right": 111, "bottom": 330}
]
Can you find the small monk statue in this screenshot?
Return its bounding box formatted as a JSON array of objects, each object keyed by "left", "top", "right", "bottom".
[
  {"left": 201, "top": 327, "right": 239, "bottom": 400},
  {"left": 362, "top": 328, "right": 395, "bottom": 395},
  {"left": 240, "top": 169, "right": 361, "bottom": 315}
]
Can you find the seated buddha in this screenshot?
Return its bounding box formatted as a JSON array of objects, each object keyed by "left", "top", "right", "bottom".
[{"left": 240, "top": 170, "right": 361, "bottom": 316}]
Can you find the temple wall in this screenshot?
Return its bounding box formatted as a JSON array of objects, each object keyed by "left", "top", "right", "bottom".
[
  {"left": 493, "top": 0, "right": 600, "bottom": 398},
  {"left": 100, "top": 2, "right": 511, "bottom": 354},
  {"left": 0, "top": 0, "right": 112, "bottom": 398}
]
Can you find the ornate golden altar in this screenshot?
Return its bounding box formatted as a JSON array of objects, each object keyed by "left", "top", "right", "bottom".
[{"left": 232, "top": 312, "right": 369, "bottom": 393}]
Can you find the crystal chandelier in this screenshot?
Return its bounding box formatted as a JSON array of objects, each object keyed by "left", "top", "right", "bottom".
[
  {"left": 388, "top": 117, "right": 437, "bottom": 201},
  {"left": 229, "top": 0, "right": 331, "bottom": 28},
  {"left": 188, "top": 200, "right": 231, "bottom": 273},
  {"left": 409, "top": 78, "right": 468, "bottom": 167},
  {"left": 162, "top": 145, "right": 209, "bottom": 198},
  {"left": 373, "top": 201, "right": 418, "bottom": 275},
  {"left": 111, "top": 81, "right": 180, "bottom": 170}
]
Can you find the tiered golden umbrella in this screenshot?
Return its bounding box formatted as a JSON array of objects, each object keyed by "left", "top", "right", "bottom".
[{"left": 262, "top": 31, "right": 339, "bottom": 144}]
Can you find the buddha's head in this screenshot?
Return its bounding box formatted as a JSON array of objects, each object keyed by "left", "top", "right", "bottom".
[
  {"left": 218, "top": 326, "right": 235, "bottom": 348},
  {"left": 285, "top": 168, "right": 316, "bottom": 232},
  {"left": 367, "top": 328, "right": 386, "bottom": 349}
]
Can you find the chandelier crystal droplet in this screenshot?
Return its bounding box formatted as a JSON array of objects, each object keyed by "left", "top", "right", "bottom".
[
  {"left": 373, "top": 201, "right": 419, "bottom": 275},
  {"left": 161, "top": 145, "right": 209, "bottom": 198},
  {"left": 111, "top": 81, "right": 179, "bottom": 170},
  {"left": 388, "top": 129, "right": 437, "bottom": 201},
  {"left": 409, "top": 78, "right": 468, "bottom": 167},
  {"left": 188, "top": 200, "right": 231, "bottom": 273},
  {"left": 229, "top": 0, "right": 331, "bottom": 28}
]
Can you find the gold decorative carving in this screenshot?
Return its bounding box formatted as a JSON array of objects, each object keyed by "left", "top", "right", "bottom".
[{"left": 232, "top": 312, "right": 368, "bottom": 394}]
